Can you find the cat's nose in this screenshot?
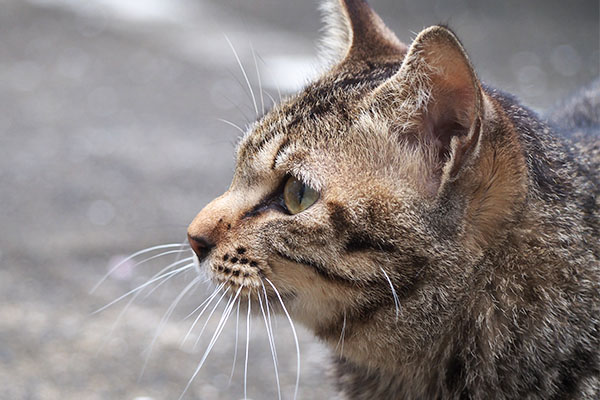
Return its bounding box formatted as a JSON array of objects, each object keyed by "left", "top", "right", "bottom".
[{"left": 188, "top": 234, "right": 215, "bottom": 262}]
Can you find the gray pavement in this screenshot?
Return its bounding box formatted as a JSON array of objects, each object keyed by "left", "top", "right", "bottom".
[{"left": 0, "top": 0, "right": 598, "bottom": 399}]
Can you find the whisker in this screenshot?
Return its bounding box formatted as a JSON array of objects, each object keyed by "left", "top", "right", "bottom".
[
  {"left": 265, "top": 278, "right": 300, "bottom": 400},
  {"left": 264, "top": 91, "right": 278, "bottom": 109},
  {"left": 228, "top": 297, "right": 241, "bottom": 385},
  {"left": 183, "top": 282, "right": 225, "bottom": 320},
  {"left": 250, "top": 43, "right": 265, "bottom": 116},
  {"left": 142, "top": 273, "right": 208, "bottom": 302},
  {"left": 259, "top": 285, "right": 281, "bottom": 400},
  {"left": 179, "top": 286, "right": 242, "bottom": 400},
  {"left": 174, "top": 237, "right": 192, "bottom": 269},
  {"left": 217, "top": 118, "right": 246, "bottom": 134},
  {"left": 92, "top": 259, "right": 194, "bottom": 314},
  {"left": 336, "top": 310, "right": 347, "bottom": 357},
  {"left": 219, "top": 84, "right": 252, "bottom": 122},
  {"left": 244, "top": 291, "right": 251, "bottom": 400},
  {"left": 91, "top": 243, "right": 186, "bottom": 293},
  {"left": 225, "top": 35, "right": 258, "bottom": 116},
  {"left": 141, "top": 275, "right": 203, "bottom": 378},
  {"left": 380, "top": 267, "right": 400, "bottom": 321},
  {"left": 261, "top": 56, "right": 282, "bottom": 102},
  {"left": 181, "top": 282, "right": 225, "bottom": 345},
  {"left": 262, "top": 282, "right": 279, "bottom": 365},
  {"left": 96, "top": 260, "right": 195, "bottom": 353},
  {"left": 192, "top": 288, "right": 230, "bottom": 350}
]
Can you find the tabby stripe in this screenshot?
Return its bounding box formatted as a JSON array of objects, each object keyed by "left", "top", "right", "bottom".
[
  {"left": 271, "top": 137, "right": 290, "bottom": 170},
  {"left": 274, "top": 250, "right": 357, "bottom": 285}
]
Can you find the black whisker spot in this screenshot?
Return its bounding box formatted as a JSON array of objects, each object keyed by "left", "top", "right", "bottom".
[
  {"left": 236, "top": 247, "right": 246, "bottom": 254},
  {"left": 233, "top": 269, "right": 240, "bottom": 276},
  {"left": 240, "top": 258, "right": 248, "bottom": 264},
  {"left": 231, "top": 257, "right": 239, "bottom": 263},
  {"left": 223, "top": 254, "right": 229, "bottom": 261},
  {"left": 250, "top": 261, "right": 258, "bottom": 267}
]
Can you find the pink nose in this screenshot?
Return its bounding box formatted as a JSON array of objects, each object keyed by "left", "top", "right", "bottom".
[{"left": 188, "top": 234, "right": 215, "bottom": 262}]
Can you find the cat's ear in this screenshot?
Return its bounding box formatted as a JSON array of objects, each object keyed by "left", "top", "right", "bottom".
[
  {"left": 319, "top": 0, "right": 408, "bottom": 65},
  {"left": 372, "top": 25, "right": 485, "bottom": 191}
]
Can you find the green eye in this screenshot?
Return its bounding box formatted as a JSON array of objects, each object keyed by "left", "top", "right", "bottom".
[{"left": 283, "top": 176, "right": 320, "bottom": 214}]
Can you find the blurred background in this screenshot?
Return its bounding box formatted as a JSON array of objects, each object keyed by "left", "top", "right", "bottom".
[{"left": 0, "top": 0, "right": 598, "bottom": 399}]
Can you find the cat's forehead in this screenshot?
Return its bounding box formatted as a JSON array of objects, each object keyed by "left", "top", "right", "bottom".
[{"left": 236, "top": 60, "right": 403, "bottom": 167}]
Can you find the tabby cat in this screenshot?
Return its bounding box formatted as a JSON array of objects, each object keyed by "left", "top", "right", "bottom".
[{"left": 187, "top": 0, "right": 600, "bottom": 398}]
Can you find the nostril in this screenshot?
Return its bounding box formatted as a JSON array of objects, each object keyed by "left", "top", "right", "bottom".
[{"left": 188, "top": 234, "right": 215, "bottom": 262}]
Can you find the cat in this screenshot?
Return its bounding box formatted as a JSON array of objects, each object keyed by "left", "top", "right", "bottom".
[{"left": 186, "top": 0, "right": 599, "bottom": 398}]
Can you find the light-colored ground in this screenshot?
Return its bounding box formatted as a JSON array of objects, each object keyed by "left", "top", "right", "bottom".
[{"left": 0, "top": 0, "right": 598, "bottom": 399}]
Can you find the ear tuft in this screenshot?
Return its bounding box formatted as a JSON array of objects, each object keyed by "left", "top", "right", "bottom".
[
  {"left": 319, "top": 0, "right": 353, "bottom": 66},
  {"left": 319, "top": 0, "right": 407, "bottom": 67}
]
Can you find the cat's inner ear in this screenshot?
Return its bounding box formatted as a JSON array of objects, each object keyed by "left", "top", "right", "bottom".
[
  {"left": 319, "top": 0, "right": 408, "bottom": 65},
  {"left": 373, "top": 25, "right": 484, "bottom": 188}
]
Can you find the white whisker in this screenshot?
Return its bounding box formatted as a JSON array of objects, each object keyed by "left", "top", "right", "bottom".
[
  {"left": 174, "top": 237, "right": 191, "bottom": 263},
  {"left": 380, "top": 267, "right": 400, "bottom": 321},
  {"left": 179, "top": 286, "right": 242, "bottom": 400},
  {"left": 92, "top": 259, "right": 194, "bottom": 315},
  {"left": 264, "top": 91, "right": 277, "bottom": 109},
  {"left": 261, "top": 283, "right": 278, "bottom": 365},
  {"left": 192, "top": 288, "right": 230, "bottom": 350},
  {"left": 250, "top": 43, "right": 265, "bottom": 115},
  {"left": 91, "top": 243, "right": 187, "bottom": 293},
  {"left": 181, "top": 283, "right": 225, "bottom": 345},
  {"left": 225, "top": 35, "right": 258, "bottom": 116},
  {"left": 142, "top": 260, "right": 205, "bottom": 301},
  {"left": 244, "top": 291, "right": 251, "bottom": 400},
  {"left": 96, "top": 260, "right": 195, "bottom": 354},
  {"left": 259, "top": 285, "right": 281, "bottom": 400},
  {"left": 265, "top": 278, "right": 300, "bottom": 400},
  {"left": 229, "top": 297, "right": 241, "bottom": 385},
  {"left": 336, "top": 310, "right": 347, "bottom": 357},
  {"left": 141, "top": 275, "right": 203, "bottom": 378},
  {"left": 183, "top": 282, "right": 225, "bottom": 320},
  {"left": 217, "top": 118, "right": 246, "bottom": 134},
  {"left": 263, "top": 59, "right": 282, "bottom": 102}
]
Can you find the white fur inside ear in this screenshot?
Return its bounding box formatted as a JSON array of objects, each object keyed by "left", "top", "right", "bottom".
[{"left": 318, "top": 0, "right": 352, "bottom": 67}]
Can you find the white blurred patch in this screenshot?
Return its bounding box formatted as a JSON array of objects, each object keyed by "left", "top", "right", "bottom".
[
  {"left": 551, "top": 45, "right": 582, "bottom": 77},
  {"left": 261, "top": 55, "right": 319, "bottom": 93},
  {"left": 26, "top": 0, "right": 188, "bottom": 23},
  {"left": 107, "top": 255, "right": 135, "bottom": 281},
  {"left": 510, "top": 51, "right": 547, "bottom": 97}
]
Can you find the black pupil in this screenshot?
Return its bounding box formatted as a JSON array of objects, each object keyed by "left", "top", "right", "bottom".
[{"left": 296, "top": 181, "right": 305, "bottom": 205}]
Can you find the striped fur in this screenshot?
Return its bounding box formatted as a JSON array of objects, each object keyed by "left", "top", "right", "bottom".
[{"left": 188, "top": 1, "right": 599, "bottom": 398}]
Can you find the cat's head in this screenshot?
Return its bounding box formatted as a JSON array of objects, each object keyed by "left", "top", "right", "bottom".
[{"left": 187, "top": 0, "right": 526, "bottom": 363}]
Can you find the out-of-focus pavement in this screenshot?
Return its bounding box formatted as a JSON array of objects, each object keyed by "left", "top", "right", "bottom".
[{"left": 0, "top": 0, "right": 597, "bottom": 399}]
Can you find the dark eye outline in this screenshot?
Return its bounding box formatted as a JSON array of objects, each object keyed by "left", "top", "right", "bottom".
[
  {"left": 282, "top": 176, "right": 320, "bottom": 215},
  {"left": 242, "top": 175, "right": 319, "bottom": 218}
]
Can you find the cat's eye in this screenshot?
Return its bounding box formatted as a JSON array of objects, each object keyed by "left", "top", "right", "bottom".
[{"left": 283, "top": 176, "right": 319, "bottom": 214}]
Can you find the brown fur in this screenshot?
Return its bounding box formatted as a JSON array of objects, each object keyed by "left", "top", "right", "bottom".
[{"left": 187, "top": 1, "right": 599, "bottom": 398}]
